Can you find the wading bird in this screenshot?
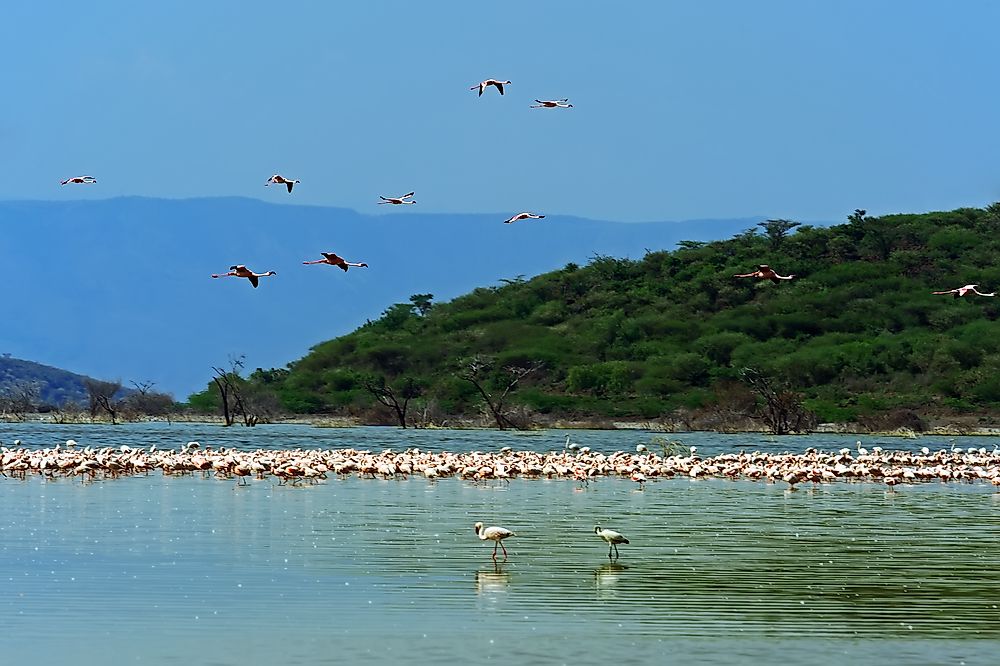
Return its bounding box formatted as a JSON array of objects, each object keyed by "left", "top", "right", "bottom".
[
  {"left": 530, "top": 99, "right": 573, "bottom": 108},
  {"left": 474, "top": 522, "right": 516, "bottom": 560},
  {"left": 265, "top": 174, "right": 299, "bottom": 193},
  {"left": 594, "top": 526, "right": 629, "bottom": 560},
  {"left": 932, "top": 284, "right": 996, "bottom": 298},
  {"left": 60, "top": 175, "right": 97, "bottom": 185},
  {"left": 378, "top": 192, "right": 416, "bottom": 205},
  {"left": 211, "top": 265, "right": 277, "bottom": 288},
  {"left": 504, "top": 212, "right": 545, "bottom": 224},
  {"left": 734, "top": 265, "right": 795, "bottom": 283},
  {"left": 302, "top": 252, "right": 368, "bottom": 271},
  {"left": 471, "top": 79, "right": 510, "bottom": 96}
]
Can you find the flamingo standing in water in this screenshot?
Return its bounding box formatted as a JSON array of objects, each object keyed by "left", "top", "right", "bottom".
[
  {"left": 530, "top": 99, "right": 573, "bottom": 108},
  {"left": 504, "top": 212, "right": 545, "bottom": 224},
  {"left": 303, "top": 253, "right": 369, "bottom": 272},
  {"left": 265, "top": 174, "right": 299, "bottom": 193},
  {"left": 471, "top": 79, "right": 510, "bottom": 96},
  {"left": 734, "top": 265, "right": 795, "bottom": 283},
  {"left": 474, "top": 522, "right": 516, "bottom": 560},
  {"left": 932, "top": 284, "right": 996, "bottom": 298},
  {"left": 61, "top": 175, "right": 97, "bottom": 185},
  {"left": 211, "top": 265, "right": 277, "bottom": 288},
  {"left": 594, "top": 526, "right": 630, "bottom": 560},
  {"left": 378, "top": 192, "right": 416, "bottom": 205}
]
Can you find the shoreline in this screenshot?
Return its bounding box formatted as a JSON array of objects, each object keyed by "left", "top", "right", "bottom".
[{"left": 4, "top": 413, "right": 1000, "bottom": 437}]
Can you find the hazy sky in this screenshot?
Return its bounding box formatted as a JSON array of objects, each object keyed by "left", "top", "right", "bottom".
[{"left": 4, "top": 1, "right": 999, "bottom": 222}]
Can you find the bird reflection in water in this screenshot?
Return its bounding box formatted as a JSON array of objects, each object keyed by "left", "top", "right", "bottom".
[
  {"left": 475, "top": 563, "right": 511, "bottom": 597},
  {"left": 595, "top": 562, "right": 628, "bottom": 599}
]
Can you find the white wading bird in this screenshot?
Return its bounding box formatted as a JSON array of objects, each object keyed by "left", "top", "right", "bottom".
[
  {"left": 471, "top": 79, "right": 510, "bottom": 96},
  {"left": 474, "top": 522, "right": 516, "bottom": 560},
  {"left": 530, "top": 99, "right": 573, "bottom": 108},
  {"left": 265, "top": 174, "right": 299, "bottom": 193},
  {"left": 378, "top": 192, "right": 416, "bottom": 205},
  {"left": 594, "top": 526, "right": 630, "bottom": 560},
  {"left": 932, "top": 284, "right": 996, "bottom": 298}
]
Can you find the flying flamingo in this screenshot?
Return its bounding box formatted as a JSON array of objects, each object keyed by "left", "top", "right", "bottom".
[
  {"left": 932, "top": 284, "right": 996, "bottom": 298},
  {"left": 303, "top": 252, "right": 369, "bottom": 272},
  {"left": 504, "top": 212, "right": 545, "bottom": 224},
  {"left": 474, "top": 522, "right": 516, "bottom": 560},
  {"left": 734, "top": 265, "right": 795, "bottom": 283},
  {"left": 530, "top": 99, "right": 573, "bottom": 108},
  {"left": 265, "top": 174, "right": 299, "bottom": 193},
  {"left": 378, "top": 192, "right": 416, "bottom": 205},
  {"left": 61, "top": 175, "right": 97, "bottom": 185},
  {"left": 594, "top": 526, "right": 630, "bottom": 560},
  {"left": 471, "top": 79, "right": 510, "bottom": 96},
  {"left": 211, "top": 265, "right": 277, "bottom": 288}
]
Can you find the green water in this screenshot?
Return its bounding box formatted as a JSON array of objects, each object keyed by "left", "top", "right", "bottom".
[{"left": 1, "top": 424, "right": 999, "bottom": 664}]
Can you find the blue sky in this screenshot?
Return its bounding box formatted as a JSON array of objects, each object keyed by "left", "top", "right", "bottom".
[{"left": 5, "top": 1, "right": 1000, "bottom": 223}]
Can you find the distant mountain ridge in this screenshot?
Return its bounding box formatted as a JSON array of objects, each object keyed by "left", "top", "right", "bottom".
[
  {"left": 0, "top": 196, "right": 791, "bottom": 396},
  {"left": 0, "top": 356, "right": 109, "bottom": 407}
]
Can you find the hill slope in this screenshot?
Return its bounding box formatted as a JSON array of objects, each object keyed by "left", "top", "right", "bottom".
[
  {"left": 0, "top": 356, "right": 117, "bottom": 408},
  {"left": 0, "top": 197, "right": 764, "bottom": 396},
  {"left": 220, "top": 206, "right": 1000, "bottom": 428}
]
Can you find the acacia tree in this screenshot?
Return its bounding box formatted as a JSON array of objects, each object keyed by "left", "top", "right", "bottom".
[
  {"left": 739, "top": 367, "right": 816, "bottom": 435},
  {"left": 757, "top": 219, "right": 801, "bottom": 250},
  {"left": 457, "top": 355, "right": 542, "bottom": 430},
  {"left": 363, "top": 376, "right": 421, "bottom": 427},
  {"left": 409, "top": 293, "right": 434, "bottom": 316},
  {"left": 84, "top": 378, "right": 123, "bottom": 424}
]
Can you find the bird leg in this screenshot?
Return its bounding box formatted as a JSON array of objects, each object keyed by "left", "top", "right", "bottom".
[
  {"left": 492, "top": 543, "right": 498, "bottom": 560},
  {"left": 608, "top": 544, "right": 614, "bottom": 560},
  {"left": 500, "top": 541, "right": 508, "bottom": 560},
  {"left": 613, "top": 543, "right": 620, "bottom": 559}
]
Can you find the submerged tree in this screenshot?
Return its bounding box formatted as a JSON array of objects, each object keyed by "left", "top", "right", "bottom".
[{"left": 84, "top": 378, "right": 123, "bottom": 424}]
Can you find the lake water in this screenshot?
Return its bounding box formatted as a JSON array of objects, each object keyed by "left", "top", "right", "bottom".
[{"left": 2, "top": 423, "right": 999, "bottom": 665}]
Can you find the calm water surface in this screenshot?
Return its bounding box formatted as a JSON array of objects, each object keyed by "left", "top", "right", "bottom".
[{"left": 2, "top": 423, "right": 999, "bottom": 665}]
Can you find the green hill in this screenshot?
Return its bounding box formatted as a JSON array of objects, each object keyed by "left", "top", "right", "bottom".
[
  {"left": 189, "top": 205, "right": 1000, "bottom": 430},
  {"left": 0, "top": 356, "right": 112, "bottom": 408}
]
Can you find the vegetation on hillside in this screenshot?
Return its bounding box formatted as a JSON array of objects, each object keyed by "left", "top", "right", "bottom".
[{"left": 188, "top": 205, "right": 1000, "bottom": 431}]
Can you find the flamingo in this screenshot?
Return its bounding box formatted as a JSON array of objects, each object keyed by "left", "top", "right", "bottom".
[
  {"left": 471, "top": 79, "right": 510, "bottom": 96},
  {"left": 594, "top": 526, "right": 629, "bottom": 560},
  {"left": 504, "top": 212, "right": 545, "bottom": 224},
  {"left": 211, "top": 265, "right": 277, "bottom": 288},
  {"left": 265, "top": 174, "right": 299, "bottom": 193},
  {"left": 378, "top": 192, "right": 416, "bottom": 205},
  {"left": 60, "top": 175, "right": 96, "bottom": 185},
  {"left": 932, "top": 284, "right": 996, "bottom": 298},
  {"left": 302, "top": 252, "right": 369, "bottom": 272},
  {"left": 530, "top": 99, "right": 573, "bottom": 108},
  {"left": 734, "top": 265, "right": 795, "bottom": 283},
  {"left": 474, "top": 522, "right": 516, "bottom": 560}
]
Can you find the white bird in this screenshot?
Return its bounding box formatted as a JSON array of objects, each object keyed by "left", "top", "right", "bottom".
[
  {"left": 474, "top": 522, "right": 516, "bottom": 560},
  {"left": 932, "top": 284, "right": 996, "bottom": 298},
  {"left": 595, "top": 526, "right": 629, "bottom": 559},
  {"left": 378, "top": 192, "right": 416, "bottom": 205},
  {"left": 636, "top": 444, "right": 648, "bottom": 453},
  {"left": 856, "top": 440, "right": 869, "bottom": 456},
  {"left": 265, "top": 174, "right": 299, "bottom": 193},
  {"left": 471, "top": 79, "right": 510, "bottom": 96},
  {"left": 60, "top": 175, "right": 96, "bottom": 186},
  {"left": 530, "top": 99, "right": 573, "bottom": 108},
  {"left": 504, "top": 212, "right": 545, "bottom": 224}
]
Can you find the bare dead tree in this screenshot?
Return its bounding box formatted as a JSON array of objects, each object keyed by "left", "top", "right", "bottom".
[
  {"left": 84, "top": 378, "right": 123, "bottom": 424},
  {"left": 457, "top": 355, "right": 542, "bottom": 430},
  {"left": 127, "top": 380, "right": 175, "bottom": 421},
  {"left": 364, "top": 376, "right": 421, "bottom": 428},
  {"left": 0, "top": 381, "right": 41, "bottom": 421},
  {"left": 739, "top": 367, "right": 816, "bottom": 435},
  {"left": 211, "top": 356, "right": 247, "bottom": 427}
]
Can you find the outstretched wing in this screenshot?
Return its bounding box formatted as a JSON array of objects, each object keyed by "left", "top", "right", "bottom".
[
  {"left": 286, "top": 181, "right": 294, "bottom": 193},
  {"left": 249, "top": 275, "right": 259, "bottom": 288},
  {"left": 496, "top": 82, "right": 504, "bottom": 95}
]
